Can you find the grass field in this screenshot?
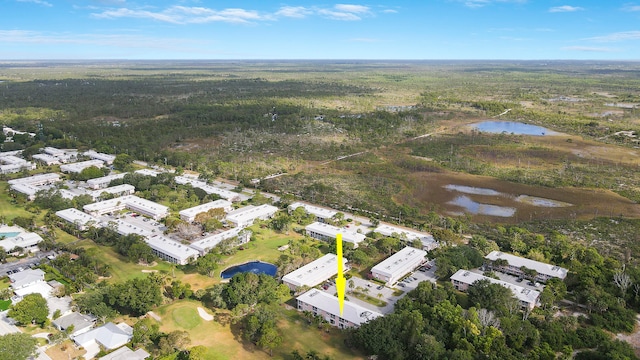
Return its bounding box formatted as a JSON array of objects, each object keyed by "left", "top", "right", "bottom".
[
  {"left": 155, "top": 300, "right": 364, "bottom": 360},
  {"left": 0, "top": 299, "right": 11, "bottom": 311},
  {"left": 0, "top": 182, "right": 36, "bottom": 222}
]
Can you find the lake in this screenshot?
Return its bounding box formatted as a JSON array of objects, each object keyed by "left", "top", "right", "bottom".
[
  {"left": 470, "top": 121, "right": 558, "bottom": 136},
  {"left": 220, "top": 261, "right": 277, "bottom": 279}
]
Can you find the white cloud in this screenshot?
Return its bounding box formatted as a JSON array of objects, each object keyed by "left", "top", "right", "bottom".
[
  {"left": 586, "top": 31, "right": 640, "bottom": 42},
  {"left": 92, "top": 5, "right": 268, "bottom": 24},
  {"left": 382, "top": 9, "right": 398, "bottom": 13},
  {"left": 457, "top": 0, "right": 526, "bottom": 9},
  {"left": 17, "top": 0, "right": 52, "bottom": 7},
  {"left": 0, "top": 29, "right": 202, "bottom": 50},
  {"left": 275, "top": 6, "right": 312, "bottom": 18},
  {"left": 91, "top": 3, "right": 379, "bottom": 24},
  {"left": 622, "top": 5, "right": 640, "bottom": 11},
  {"left": 549, "top": 5, "right": 584, "bottom": 13},
  {"left": 561, "top": 46, "right": 618, "bottom": 52},
  {"left": 318, "top": 4, "right": 372, "bottom": 21},
  {"left": 318, "top": 9, "right": 362, "bottom": 21},
  {"left": 334, "top": 4, "right": 370, "bottom": 13}
]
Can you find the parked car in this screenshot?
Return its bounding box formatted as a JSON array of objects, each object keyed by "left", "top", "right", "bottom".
[
  {"left": 527, "top": 281, "right": 535, "bottom": 286},
  {"left": 377, "top": 285, "right": 384, "bottom": 290},
  {"left": 516, "top": 278, "right": 524, "bottom": 283},
  {"left": 398, "top": 283, "right": 405, "bottom": 287}
]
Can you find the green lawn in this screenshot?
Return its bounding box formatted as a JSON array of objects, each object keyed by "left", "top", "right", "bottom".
[
  {"left": 172, "top": 306, "right": 202, "bottom": 330},
  {"left": 0, "top": 182, "right": 36, "bottom": 222},
  {"left": 155, "top": 300, "right": 364, "bottom": 360},
  {"left": 350, "top": 291, "right": 387, "bottom": 307},
  {"left": 77, "top": 240, "right": 175, "bottom": 283},
  {"left": 0, "top": 300, "right": 11, "bottom": 311},
  {"left": 222, "top": 225, "right": 300, "bottom": 267}
]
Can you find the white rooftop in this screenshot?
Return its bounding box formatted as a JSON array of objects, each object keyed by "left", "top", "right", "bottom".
[
  {"left": 135, "top": 169, "right": 160, "bottom": 177},
  {"left": 179, "top": 199, "right": 232, "bottom": 219},
  {"left": 282, "top": 253, "right": 347, "bottom": 288},
  {"left": 145, "top": 235, "right": 199, "bottom": 261},
  {"left": 86, "top": 173, "right": 128, "bottom": 187},
  {"left": 55, "top": 208, "right": 101, "bottom": 228},
  {"left": 84, "top": 150, "right": 116, "bottom": 163},
  {"left": 8, "top": 172, "right": 60, "bottom": 185},
  {"left": 297, "top": 289, "right": 382, "bottom": 326},
  {"left": 189, "top": 227, "right": 243, "bottom": 254},
  {"left": 83, "top": 195, "right": 131, "bottom": 214},
  {"left": 371, "top": 246, "right": 427, "bottom": 278},
  {"left": 60, "top": 160, "right": 104, "bottom": 173},
  {"left": 289, "top": 202, "right": 338, "bottom": 219},
  {"left": 451, "top": 270, "right": 541, "bottom": 305},
  {"left": 112, "top": 219, "right": 153, "bottom": 237},
  {"left": 485, "top": 251, "right": 568, "bottom": 280},
  {"left": 91, "top": 184, "right": 135, "bottom": 199},
  {"left": 305, "top": 222, "right": 366, "bottom": 246},
  {"left": 226, "top": 204, "right": 279, "bottom": 225},
  {"left": 9, "top": 183, "right": 40, "bottom": 197},
  {"left": 0, "top": 232, "right": 43, "bottom": 252},
  {"left": 374, "top": 224, "right": 437, "bottom": 249}
]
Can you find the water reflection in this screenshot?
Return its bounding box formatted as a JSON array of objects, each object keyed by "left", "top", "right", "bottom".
[
  {"left": 515, "top": 195, "right": 572, "bottom": 208},
  {"left": 448, "top": 196, "right": 516, "bottom": 217},
  {"left": 470, "top": 121, "right": 558, "bottom": 136},
  {"left": 444, "top": 184, "right": 502, "bottom": 196}
]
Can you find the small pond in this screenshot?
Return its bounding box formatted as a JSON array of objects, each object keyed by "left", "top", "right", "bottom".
[
  {"left": 448, "top": 196, "right": 516, "bottom": 217},
  {"left": 220, "top": 261, "right": 277, "bottom": 279},
  {"left": 470, "top": 121, "right": 558, "bottom": 136}
]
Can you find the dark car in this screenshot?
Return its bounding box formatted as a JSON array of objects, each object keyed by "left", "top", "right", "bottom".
[
  {"left": 527, "top": 281, "right": 535, "bottom": 286},
  {"left": 516, "top": 278, "right": 524, "bottom": 283},
  {"left": 377, "top": 285, "right": 384, "bottom": 290}
]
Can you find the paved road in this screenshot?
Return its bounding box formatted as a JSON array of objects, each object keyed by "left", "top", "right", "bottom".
[{"left": 0, "top": 250, "right": 55, "bottom": 276}]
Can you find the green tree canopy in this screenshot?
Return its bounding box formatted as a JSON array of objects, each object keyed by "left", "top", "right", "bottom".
[
  {"left": 0, "top": 333, "right": 38, "bottom": 360},
  {"left": 8, "top": 293, "right": 49, "bottom": 326}
]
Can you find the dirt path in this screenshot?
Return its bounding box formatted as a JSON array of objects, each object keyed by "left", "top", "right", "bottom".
[{"left": 147, "top": 311, "right": 161, "bottom": 321}]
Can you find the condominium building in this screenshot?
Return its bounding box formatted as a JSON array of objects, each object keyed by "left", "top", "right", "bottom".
[
  {"left": 225, "top": 204, "right": 279, "bottom": 228},
  {"left": 55, "top": 208, "right": 101, "bottom": 230},
  {"left": 86, "top": 173, "right": 128, "bottom": 189},
  {"left": 179, "top": 199, "right": 233, "bottom": 222},
  {"left": 145, "top": 235, "right": 199, "bottom": 265},
  {"left": 305, "top": 222, "right": 366, "bottom": 248},
  {"left": 289, "top": 202, "right": 338, "bottom": 223},
  {"left": 282, "top": 253, "right": 348, "bottom": 291},
  {"left": 450, "top": 270, "right": 541, "bottom": 310},
  {"left": 297, "top": 289, "right": 382, "bottom": 329},
  {"left": 370, "top": 246, "right": 427, "bottom": 285},
  {"left": 374, "top": 224, "right": 438, "bottom": 251},
  {"left": 60, "top": 160, "right": 104, "bottom": 174},
  {"left": 485, "top": 251, "right": 568, "bottom": 282}
]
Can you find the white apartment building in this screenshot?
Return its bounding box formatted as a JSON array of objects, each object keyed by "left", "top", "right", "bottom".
[
  {"left": 297, "top": 289, "right": 382, "bottom": 329},
  {"left": 289, "top": 202, "right": 338, "bottom": 223},
  {"left": 83, "top": 150, "right": 116, "bottom": 165},
  {"left": 60, "top": 160, "right": 104, "bottom": 174},
  {"left": 145, "top": 235, "right": 199, "bottom": 265},
  {"left": 83, "top": 195, "right": 169, "bottom": 220},
  {"left": 179, "top": 199, "right": 233, "bottom": 223},
  {"left": 282, "top": 253, "right": 348, "bottom": 291},
  {"left": 8, "top": 173, "right": 61, "bottom": 186},
  {"left": 485, "top": 251, "right": 569, "bottom": 282},
  {"left": 374, "top": 224, "right": 438, "bottom": 251},
  {"left": 188, "top": 228, "right": 246, "bottom": 256},
  {"left": 225, "top": 204, "right": 279, "bottom": 228},
  {"left": 32, "top": 153, "right": 61, "bottom": 166},
  {"left": 55, "top": 208, "right": 101, "bottom": 230},
  {"left": 370, "top": 246, "right": 427, "bottom": 285},
  {"left": 450, "top": 270, "right": 541, "bottom": 310},
  {"left": 86, "top": 173, "right": 128, "bottom": 189},
  {"left": 305, "top": 222, "right": 366, "bottom": 248},
  {"left": 90, "top": 184, "right": 135, "bottom": 201}
]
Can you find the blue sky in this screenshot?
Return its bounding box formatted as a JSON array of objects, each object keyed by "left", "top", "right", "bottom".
[{"left": 1, "top": 0, "right": 640, "bottom": 59}]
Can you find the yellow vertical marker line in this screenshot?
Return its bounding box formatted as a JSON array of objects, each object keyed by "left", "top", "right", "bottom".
[{"left": 335, "top": 233, "right": 346, "bottom": 316}]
